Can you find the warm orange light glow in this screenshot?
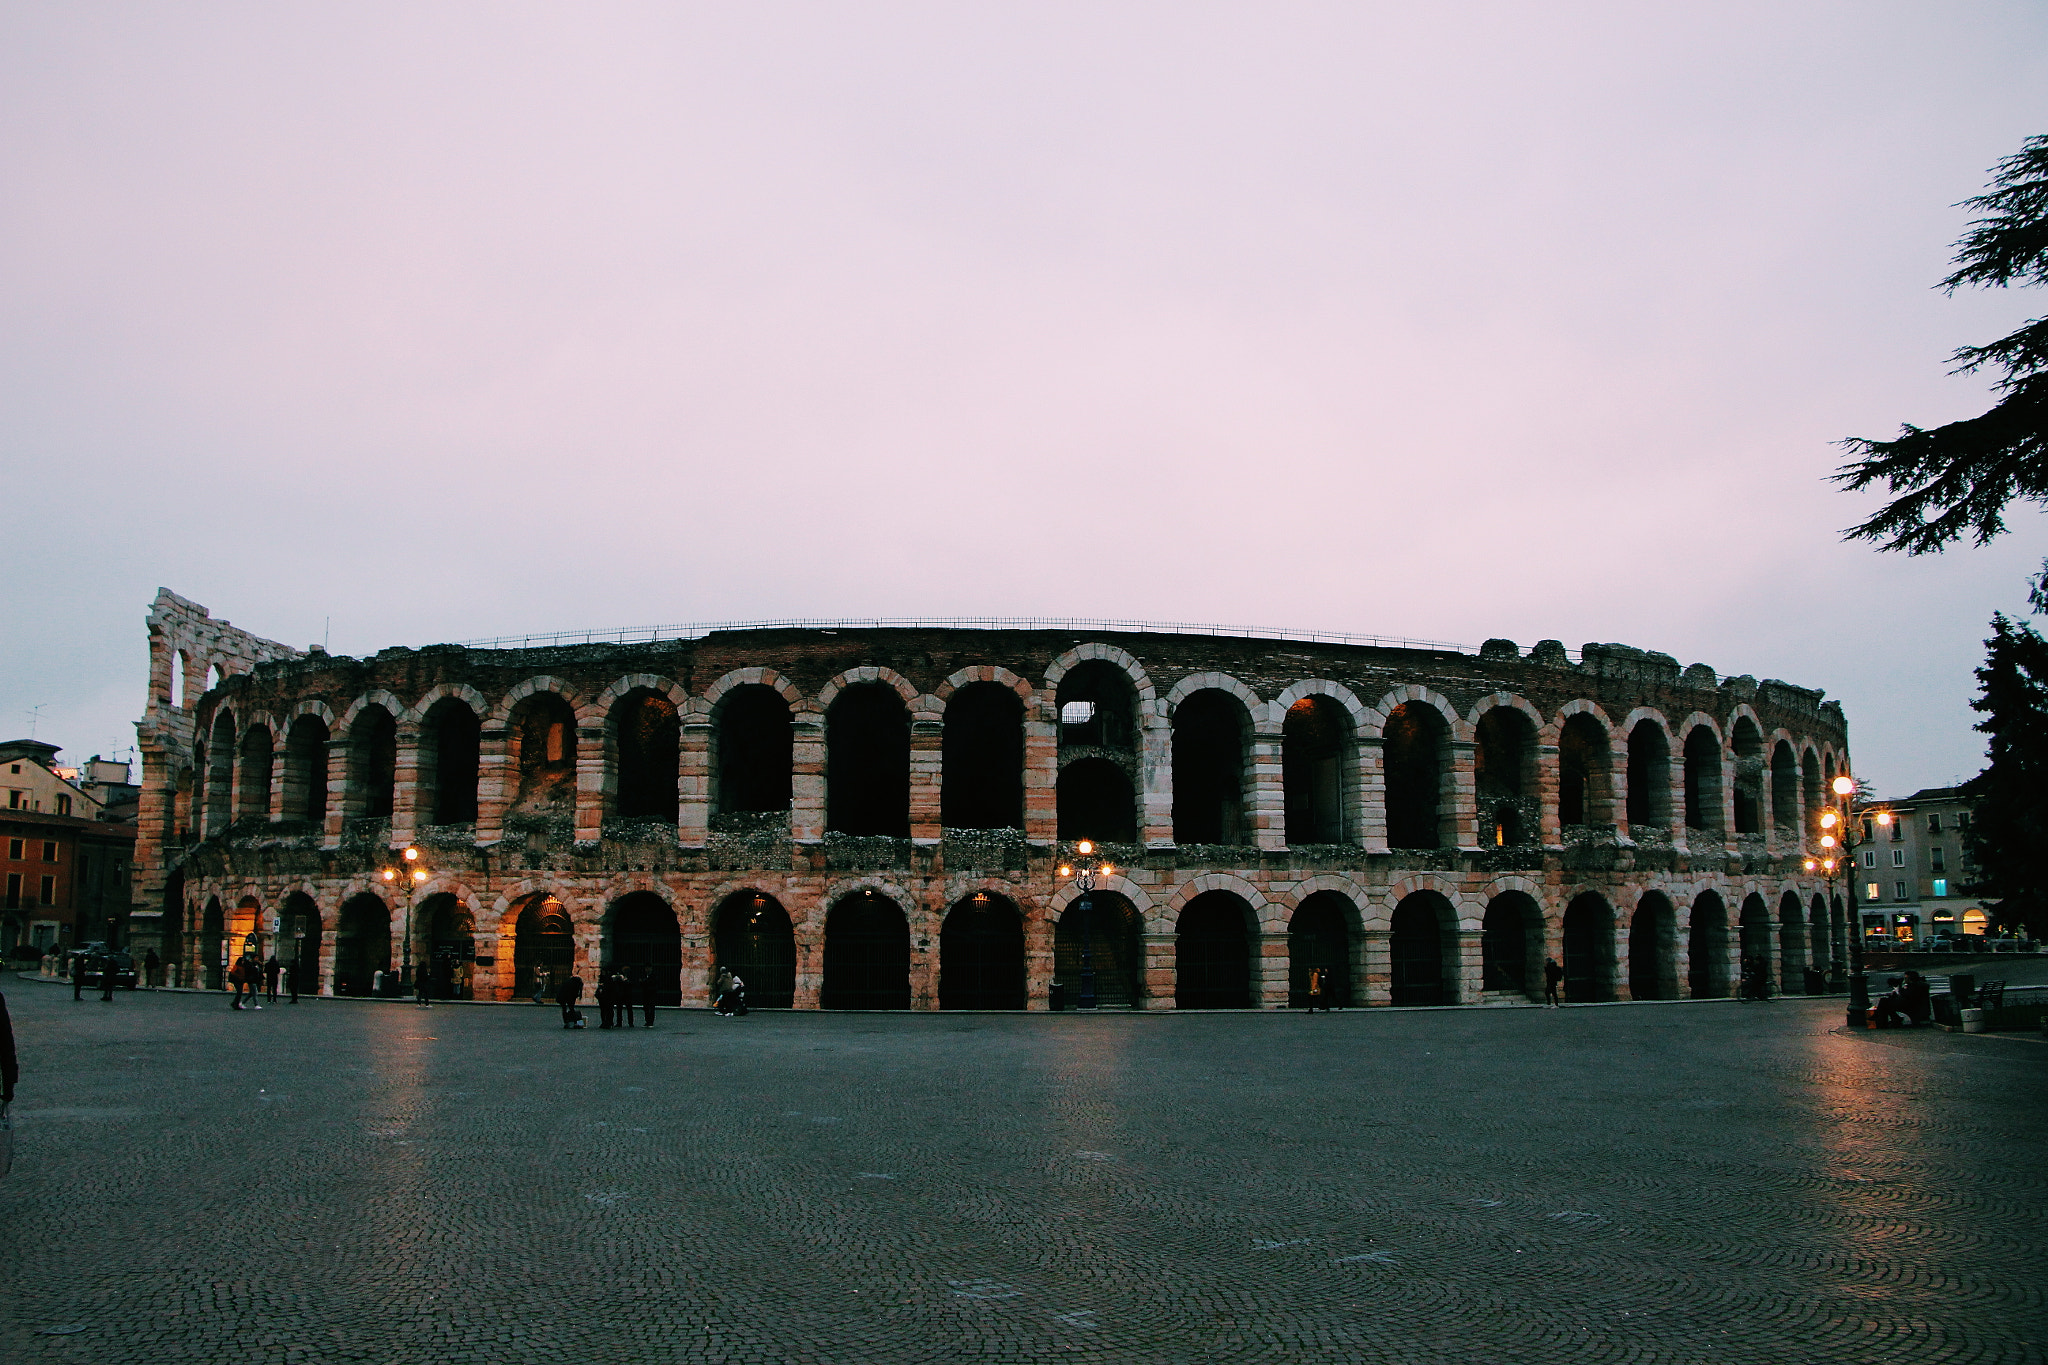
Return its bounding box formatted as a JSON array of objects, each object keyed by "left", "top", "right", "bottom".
[
  {"left": 1057, "top": 865, "right": 1072, "bottom": 878},
  {"left": 1822, "top": 858, "right": 1837, "bottom": 874},
  {"left": 1820, "top": 811, "right": 1838, "bottom": 829},
  {"left": 412, "top": 869, "right": 427, "bottom": 883},
  {"left": 382, "top": 869, "right": 395, "bottom": 881},
  {"left": 1832, "top": 776, "right": 1855, "bottom": 797},
  {"left": 1876, "top": 811, "right": 1892, "bottom": 826},
  {"left": 1099, "top": 864, "right": 1113, "bottom": 877},
  {"left": 1076, "top": 840, "right": 1094, "bottom": 855},
  {"left": 404, "top": 846, "right": 419, "bottom": 861},
  {"left": 1804, "top": 858, "right": 1817, "bottom": 872},
  {"left": 1820, "top": 834, "right": 1837, "bottom": 849}
]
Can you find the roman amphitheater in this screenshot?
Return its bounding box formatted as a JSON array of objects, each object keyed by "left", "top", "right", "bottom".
[{"left": 131, "top": 589, "right": 1852, "bottom": 1011}]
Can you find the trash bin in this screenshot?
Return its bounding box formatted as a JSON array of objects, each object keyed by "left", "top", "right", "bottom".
[
  {"left": 1049, "top": 983, "right": 1067, "bottom": 1012},
  {"left": 1803, "top": 967, "right": 1825, "bottom": 996},
  {"left": 1960, "top": 1008, "right": 1985, "bottom": 1034},
  {"left": 1949, "top": 973, "right": 1976, "bottom": 1007}
]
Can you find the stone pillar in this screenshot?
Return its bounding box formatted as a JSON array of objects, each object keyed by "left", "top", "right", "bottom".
[
  {"left": 1358, "top": 738, "right": 1388, "bottom": 854},
  {"left": 909, "top": 904, "right": 939, "bottom": 1010},
  {"left": 1535, "top": 744, "right": 1562, "bottom": 845},
  {"left": 1611, "top": 917, "right": 1633, "bottom": 1001},
  {"left": 265, "top": 732, "right": 287, "bottom": 823},
  {"left": 679, "top": 718, "right": 712, "bottom": 848},
  {"left": 1446, "top": 740, "right": 1479, "bottom": 850},
  {"left": 574, "top": 724, "right": 606, "bottom": 844},
  {"left": 909, "top": 717, "right": 943, "bottom": 845},
  {"left": 1141, "top": 930, "right": 1175, "bottom": 1007},
  {"left": 792, "top": 928, "right": 822, "bottom": 1010},
  {"left": 1022, "top": 710, "right": 1058, "bottom": 845},
  {"left": 1360, "top": 929, "right": 1392, "bottom": 1006},
  {"left": 1607, "top": 738, "right": 1631, "bottom": 839},
  {"left": 322, "top": 738, "right": 348, "bottom": 847},
  {"left": 493, "top": 923, "right": 520, "bottom": 1002},
  {"left": 1249, "top": 723, "right": 1285, "bottom": 852},
  {"left": 1257, "top": 930, "right": 1290, "bottom": 1008},
  {"left": 680, "top": 926, "right": 711, "bottom": 1008},
  {"left": 1453, "top": 928, "right": 1484, "bottom": 1005},
  {"left": 1140, "top": 715, "right": 1174, "bottom": 848},
  {"left": 390, "top": 723, "right": 422, "bottom": 845},
  {"left": 791, "top": 711, "right": 826, "bottom": 844},
  {"left": 475, "top": 727, "right": 512, "bottom": 844}
]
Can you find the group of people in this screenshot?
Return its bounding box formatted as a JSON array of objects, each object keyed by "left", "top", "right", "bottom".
[
  {"left": 227, "top": 953, "right": 295, "bottom": 1009},
  {"left": 550, "top": 968, "right": 662, "bottom": 1029},
  {"left": 1870, "top": 970, "right": 1933, "bottom": 1027}
]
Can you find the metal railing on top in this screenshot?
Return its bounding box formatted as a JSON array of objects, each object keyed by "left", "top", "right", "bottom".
[{"left": 451, "top": 616, "right": 1482, "bottom": 655}]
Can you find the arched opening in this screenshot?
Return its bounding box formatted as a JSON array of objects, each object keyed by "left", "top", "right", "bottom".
[
  {"left": 1052, "top": 891, "right": 1142, "bottom": 1008},
  {"left": 939, "top": 892, "right": 1025, "bottom": 1009},
  {"left": 1383, "top": 703, "right": 1448, "bottom": 850},
  {"left": 1628, "top": 892, "right": 1678, "bottom": 1001},
  {"left": 508, "top": 693, "right": 577, "bottom": 818},
  {"left": 1056, "top": 660, "right": 1139, "bottom": 751},
  {"left": 1283, "top": 696, "right": 1351, "bottom": 845},
  {"left": 604, "top": 891, "right": 681, "bottom": 1005},
  {"left": 280, "top": 891, "right": 321, "bottom": 995},
  {"left": 334, "top": 893, "right": 390, "bottom": 997},
  {"left": 229, "top": 896, "right": 261, "bottom": 963},
  {"left": 1625, "top": 721, "right": 1670, "bottom": 834},
  {"left": 203, "top": 711, "right": 236, "bottom": 834},
  {"left": 1778, "top": 890, "right": 1806, "bottom": 993},
  {"left": 1738, "top": 893, "right": 1773, "bottom": 993},
  {"left": 1390, "top": 892, "right": 1452, "bottom": 1005},
  {"left": 1688, "top": 891, "right": 1728, "bottom": 998},
  {"left": 282, "top": 715, "right": 329, "bottom": 825},
  {"left": 169, "top": 650, "right": 187, "bottom": 709},
  {"left": 238, "top": 725, "right": 273, "bottom": 822},
  {"left": 712, "top": 891, "right": 795, "bottom": 1008},
  {"left": 1682, "top": 725, "right": 1723, "bottom": 834},
  {"left": 1809, "top": 893, "right": 1830, "bottom": 983},
  {"left": 171, "top": 766, "right": 194, "bottom": 842},
  {"left": 1800, "top": 749, "right": 1822, "bottom": 838},
  {"left": 1482, "top": 892, "right": 1542, "bottom": 997},
  {"left": 420, "top": 698, "right": 480, "bottom": 827},
  {"left": 159, "top": 870, "right": 184, "bottom": 982},
  {"left": 612, "top": 690, "right": 680, "bottom": 824},
  {"left": 348, "top": 706, "right": 398, "bottom": 822},
  {"left": 1558, "top": 714, "right": 1613, "bottom": 830},
  {"left": 415, "top": 893, "right": 476, "bottom": 999},
  {"left": 1172, "top": 691, "right": 1249, "bottom": 845},
  {"left": 1288, "top": 891, "right": 1353, "bottom": 1007},
  {"left": 941, "top": 684, "right": 1023, "bottom": 831},
  {"left": 1561, "top": 893, "right": 1616, "bottom": 1002},
  {"left": 1474, "top": 707, "right": 1538, "bottom": 847},
  {"left": 511, "top": 895, "right": 574, "bottom": 999},
  {"left": 1770, "top": 741, "right": 1800, "bottom": 833},
  {"left": 826, "top": 685, "right": 910, "bottom": 838},
  {"left": 1730, "top": 719, "right": 1764, "bottom": 835},
  {"left": 715, "top": 685, "right": 793, "bottom": 816},
  {"left": 821, "top": 890, "right": 910, "bottom": 1009},
  {"left": 1056, "top": 758, "right": 1136, "bottom": 843},
  {"left": 1174, "top": 890, "right": 1253, "bottom": 1008},
  {"left": 201, "top": 895, "right": 225, "bottom": 990}
]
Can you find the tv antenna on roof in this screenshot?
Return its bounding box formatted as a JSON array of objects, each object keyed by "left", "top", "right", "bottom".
[{"left": 26, "top": 703, "right": 46, "bottom": 739}]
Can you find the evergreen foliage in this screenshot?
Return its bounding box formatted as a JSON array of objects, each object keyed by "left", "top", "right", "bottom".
[{"left": 1964, "top": 614, "right": 2048, "bottom": 937}]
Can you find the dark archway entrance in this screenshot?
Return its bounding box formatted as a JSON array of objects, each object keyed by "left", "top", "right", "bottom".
[
  {"left": 613, "top": 691, "right": 681, "bottom": 824},
  {"left": 334, "top": 893, "right": 390, "bottom": 997},
  {"left": 1628, "top": 893, "right": 1677, "bottom": 1001},
  {"left": 1052, "top": 892, "right": 1141, "bottom": 1008},
  {"left": 1390, "top": 893, "right": 1449, "bottom": 1005},
  {"left": 1288, "top": 891, "right": 1352, "bottom": 1007},
  {"left": 939, "top": 893, "right": 1025, "bottom": 1009},
  {"left": 1175, "top": 891, "right": 1252, "bottom": 1008},
  {"left": 1056, "top": 758, "right": 1136, "bottom": 843},
  {"left": 1482, "top": 892, "right": 1540, "bottom": 997},
  {"left": 512, "top": 895, "right": 574, "bottom": 1000},
  {"left": 280, "top": 891, "right": 321, "bottom": 997},
  {"left": 1562, "top": 893, "right": 1615, "bottom": 1002},
  {"left": 201, "top": 895, "right": 225, "bottom": 990},
  {"left": 713, "top": 892, "right": 796, "bottom": 1008},
  {"left": 605, "top": 892, "right": 682, "bottom": 1006},
  {"left": 416, "top": 893, "right": 476, "bottom": 1000},
  {"left": 1171, "top": 692, "right": 1249, "bottom": 845},
  {"left": 1688, "top": 891, "right": 1728, "bottom": 998},
  {"left": 941, "top": 685, "right": 1023, "bottom": 831},
  {"left": 1739, "top": 894, "right": 1773, "bottom": 994},
  {"left": 821, "top": 891, "right": 910, "bottom": 1009},
  {"left": 826, "top": 686, "right": 911, "bottom": 837}
]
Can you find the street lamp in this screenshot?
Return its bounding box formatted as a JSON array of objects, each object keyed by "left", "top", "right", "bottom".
[
  {"left": 381, "top": 845, "right": 428, "bottom": 993},
  {"left": 1056, "top": 840, "right": 1115, "bottom": 1010},
  {"left": 1813, "top": 774, "right": 1891, "bottom": 1029}
]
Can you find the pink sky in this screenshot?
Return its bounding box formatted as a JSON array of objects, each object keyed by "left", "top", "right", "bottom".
[{"left": 3, "top": 2, "right": 2044, "bottom": 798}]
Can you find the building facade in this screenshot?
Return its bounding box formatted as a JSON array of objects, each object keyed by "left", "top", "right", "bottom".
[
  {"left": 131, "top": 589, "right": 1854, "bottom": 1009},
  {"left": 1854, "top": 783, "right": 1991, "bottom": 943}
]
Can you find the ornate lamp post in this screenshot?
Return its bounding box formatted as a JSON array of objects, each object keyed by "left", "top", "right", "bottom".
[
  {"left": 381, "top": 845, "right": 427, "bottom": 993},
  {"left": 1811, "top": 775, "right": 1891, "bottom": 1028},
  {"left": 1056, "top": 840, "right": 1116, "bottom": 1010}
]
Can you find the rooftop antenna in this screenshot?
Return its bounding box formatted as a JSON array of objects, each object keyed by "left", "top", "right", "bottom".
[
  {"left": 26, "top": 703, "right": 46, "bottom": 739},
  {"left": 324, "top": 616, "right": 331, "bottom": 652}
]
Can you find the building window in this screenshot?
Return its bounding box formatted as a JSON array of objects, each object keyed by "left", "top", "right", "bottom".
[
  {"left": 6, "top": 791, "right": 21, "bottom": 809},
  {"left": 1930, "top": 846, "right": 1946, "bottom": 872},
  {"left": 1889, "top": 820, "right": 1903, "bottom": 842},
  {"left": 1933, "top": 879, "right": 1948, "bottom": 898},
  {"left": 3, "top": 873, "right": 17, "bottom": 909},
  {"left": 1861, "top": 849, "right": 1876, "bottom": 869},
  {"left": 1958, "top": 811, "right": 1972, "bottom": 830},
  {"left": 1927, "top": 813, "right": 1942, "bottom": 833},
  {"left": 6, "top": 838, "right": 19, "bottom": 860},
  {"left": 38, "top": 874, "right": 54, "bottom": 905},
  {"left": 1894, "top": 881, "right": 1908, "bottom": 901},
  {"left": 55, "top": 794, "right": 70, "bottom": 816},
  {"left": 1891, "top": 848, "right": 1906, "bottom": 867},
  {"left": 1865, "top": 882, "right": 1881, "bottom": 902},
  {"left": 41, "top": 841, "right": 57, "bottom": 862}
]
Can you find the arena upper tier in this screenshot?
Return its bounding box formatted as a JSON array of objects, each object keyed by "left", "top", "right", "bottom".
[{"left": 132, "top": 589, "right": 1852, "bottom": 1011}]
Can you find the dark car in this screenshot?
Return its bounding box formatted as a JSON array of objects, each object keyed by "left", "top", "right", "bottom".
[{"left": 68, "top": 945, "right": 138, "bottom": 990}]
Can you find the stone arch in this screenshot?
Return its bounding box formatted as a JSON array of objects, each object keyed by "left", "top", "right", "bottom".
[
  {"left": 711, "top": 888, "right": 797, "bottom": 1008},
  {"left": 939, "top": 890, "right": 1026, "bottom": 1009},
  {"left": 1368, "top": 685, "right": 1465, "bottom": 741},
  {"left": 1557, "top": 707, "right": 1617, "bottom": 829},
  {"left": 602, "top": 889, "right": 684, "bottom": 1006},
  {"left": 1273, "top": 679, "right": 1371, "bottom": 733},
  {"left": 590, "top": 673, "right": 690, "bottom": 721},
  {"left": 1628, "top": 891, "right": 1679, "bottom": 1001},
  {"left": 1042, "top": 643, "right": 1158, "bottom": 709},
  {"left": 1162, "top": 872, "right": 1274, "bottom": 929},
  {"left": 1170, "top": 685, "right": 1257, "bottom": 845},
  {"left": 1379, "top": 692, "right": 1455, "bottom": 850},
  {"left": 1162, "top": 671, "right": 1265, "bottom": 719},
  {"left": 487, "top": 676, "right": 582, "bottom": 728},
  {"left": 1282, "top": 691, "right": 1357, "bottom": 846},
  {"left": 1287, "top": 888, "right": 1357, "bottom": 1008},
  {"left": 1174, "top": 888, "right": 1257, "bottom": 1009},
  {"left": 815, "top": 665, "right": 921, "bottom": 713},
  {"left": 699, "top": 666, "right": 806, "bottom": 715},
  {"left": 1623, "top": 709, "right": 1674, "bottom": 834},
  {"left": 941, "top": 680, "right": 1025, "bottom": 831},
  {"left": 1045, "top": 873, "right": 1159, "bottom": 926},
  {"left": 337, "top": 689, "right": 408, "bottom": 734},
  {"left": 935, "top": 664, "right": 1036, "bottom": 707},
  {"left": 237, "top": 720, "right": 275, "bottom": 822},
  {"left": 606, "top": 684, "right": 682, "bottom": 825},
  {"left": 1562, "top": 891, "right": 1618, "bottom": 1002},
  {"left": 405, "top": 682, "right": 492, "bottom": 726},
  {"left": 1481, "top": 888, "right": 1544, "bottom": 998},
  {"left": 1688, "top": 889, "right": 1730, "bottom": 999},
  {"left": 825, "top": 680, "right": 911, "bottom": 837},
  {"left": 1390, "top": 890, "right": 1459, "bottom": 1005},
  {"left": 820, "top": 886, "right": 912, "bottom": 1010},
  {"left": 1471, "top": 695, "right": 1543, "bottom": 847}
]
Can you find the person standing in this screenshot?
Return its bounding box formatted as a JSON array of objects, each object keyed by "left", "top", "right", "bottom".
[
  {"left": 556, "top": 971, "right": 584, "bottom": 1029},
  {"left": 100, "top": 950, "right": 117, "bottom": 1002},
  {"left": 72, "top": 952, "right": 86, "bottom": 1002},
  {"left": 1305, "top": 967, "right": 1327, "bottom": 1013},
  {"left": 264, "top": 955, "right": 282, "bottom": 1004},
  {"left": 596, "top": 973, "right": 614, "bottom": 1029},
  {"left": 143, "top": 948, "right": 161, "bottom": 989},
  {"left": 640, "top": 969, "right": 656, "bottom": 1028},
  {"left": 612, "top": 974, "right": 635, "bottom": 1028},
  {"left": 414, "top": 961, "right": 433, "bottom": 1009},
  {"left": 1543, "top": 956, "right": 1564, "bottom": 1008},
  {"left": 0, "top": 988, "right": 16, "bottom": 1118}
]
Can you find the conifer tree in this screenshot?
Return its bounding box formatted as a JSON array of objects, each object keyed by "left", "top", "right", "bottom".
[{"left": 1964, "top": 614, "right": 2048, "bottom": 937}]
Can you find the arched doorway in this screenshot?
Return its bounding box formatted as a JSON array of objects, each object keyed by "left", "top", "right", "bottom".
[
  {"left": 1628, "top": 893, "right": 1677, "bottom": 1001},
  {"left": 333, "top": 893, "right": 390, "bottom": 997},
  {"left": 201, "top": 896, "right": 225, "bottom": 990},
  {"left": 1288, "top": 892, "right": 1352, "bottom": 1007},
  {"left": 939, "top": 893, "right": 1025, "bottom": 1009},
  {"left": 280, "top": 891, "right": 321, "bottom": 996},
  {"left": 1482, "top": 892, "right": 1541, "bottom": 998},
  {"left": 1688, "top": 891, "right": 1729, "bottom": 998},
  {"left": 940, "top": 685, "right": 1024, "bottom": 832},
  {"left": 511, "top": 895, "right": 575, "bottom": 1000},
  {"left": 821, "top": 891, "right": 910, "bottom": 1010},
  {"left": 1778, "top": 891, "right": 1807, "bottom": 994},
  {"left": 1052, "top": 891, "right": 1142, "bottom": 1008},
  {"left": 826, "top": 686, "right": 910, "bottom": 838},
  {"left": 1739, "top": 894, "right": 1773, "bottom": 994},
  {"left": 415, "top": 893, "right": 476, "bottom": 1000},
  {"left": 1175, "top": 891, "right": 1252, "bottom": 1008},
  {"left": 713, "top": 892, "right": 795, "bottom": 1009},
  {"left": 1390, "top": 893, "right": 1450, "bottom": 1005},
  {"left": 1562, "top": 893, "right": 1615, "bottom": 1002},
  {"left": 605, "top": 892, "right": 682, "bottom": 1006}
]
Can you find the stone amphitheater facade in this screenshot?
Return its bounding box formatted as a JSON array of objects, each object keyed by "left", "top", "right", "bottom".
[{"left": 132, "top": 589, "right": 1852, "bottom": 1011}]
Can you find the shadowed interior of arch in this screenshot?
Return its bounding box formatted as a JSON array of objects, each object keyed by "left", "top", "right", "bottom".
[
  {"left": 821, "top": 890, "right": 910, "bottom": 1009},
  {"left": 1482, "top": 891, "right": 1542, "bottom": 997},
  {"left": 1384, "top": 704, "right": 1446, "bottom": 850},
  {"left": 1175, "top": 890, "right": 1252, "bottom": 1008},
  {"left": 827, "top": 684, "right": 910, "bottom": 838},
  {"left": 510, "top": 893, "right": 573, "bottom": 1001},
  {"left": 1052, "top": 891, "right": 1142, "bottom": 1008},
  {"left": 1283, "top": 697, "right": 1351, "bottom": 845},
  {"left": 1288, "top": 891, "right": 1353, "bottom": 1006},
  {"left": 613, "top": 690, "right": 681, "bottom": 823},
  {"left": 940, "top": 683, "right": 1023, "bottom": 831},
  {"left": 1562, "top": 893, "right": 1615, "bottom": 1002},
  {"left": 334, "top": 892, "right": 390, "bottom": 997},
  {"left": 939, "top": 892, "right": 1025, "bottom": 1009},
  {"left": 713, "top": 891, "right": 795, "bottom": 1007},
  {"left": 604, "top": 891, "right": 682, "bottom": 1005},
  {"left": 715, "top": 685, "right": 793, "bottom": 818},
  {"left": 1474, "top": 708, "right": 1538, "bottom": 847},
  {"left": 1172, "top": 692, "right": 1248, "bottom": 845},
  {"left": 1390, "top": 891, "right": 1452, "bottom": 1004},
  {"left": 1688, "top": 890, "right": 1729, "bottom": 998}
]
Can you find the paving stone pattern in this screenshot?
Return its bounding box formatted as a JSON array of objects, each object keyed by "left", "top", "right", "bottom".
[{"left": 1, "top": 985, "right": 2043, "bottom": 1365}]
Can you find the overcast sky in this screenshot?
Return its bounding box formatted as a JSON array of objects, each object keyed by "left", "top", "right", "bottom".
[{"left": 3, "top": 2, "right": 2044, "bottom": 798}]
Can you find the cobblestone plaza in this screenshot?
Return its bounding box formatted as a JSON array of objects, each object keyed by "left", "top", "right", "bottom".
[{"left": 1, "top": 987, "right": 2043, "bottom": 1364}]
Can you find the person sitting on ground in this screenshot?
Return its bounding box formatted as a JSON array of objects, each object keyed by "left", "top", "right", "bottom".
[
  {"left": 1901, "top": 970, "right": 1933, "bottom": 1024},
  {"left": 1870, "top": 976, "right": 1912, "bottom": 1027},
  {"left": 555, "top": 971, "right": 583, "bottom": 1029}
]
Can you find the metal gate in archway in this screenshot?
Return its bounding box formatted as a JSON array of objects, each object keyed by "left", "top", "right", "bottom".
[{"left": 606, "top": 893, "right": 682, "bottom": 1006}]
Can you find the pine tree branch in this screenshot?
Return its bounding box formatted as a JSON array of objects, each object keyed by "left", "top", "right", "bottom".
[{"left": 1834, "top": 375, "right": 2048, "bottom": 553}]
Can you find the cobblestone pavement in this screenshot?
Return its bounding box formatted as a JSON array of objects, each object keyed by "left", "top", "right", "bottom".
[{"left": 2, "top": 985, "right": 2043, "bottom": 1365}]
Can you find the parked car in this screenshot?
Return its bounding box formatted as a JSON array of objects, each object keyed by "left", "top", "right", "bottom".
[{"left": 66, "top": 944, "right": 138, "bottom": 990}]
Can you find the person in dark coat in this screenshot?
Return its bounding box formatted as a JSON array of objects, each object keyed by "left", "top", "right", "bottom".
[
  {"left": 72, "top": 953, "right": 86, "bottom": 1002},
  {"left": 143, "top": 948, "right": 161, "bottom": 989},
  {"left": 611, "top": 974, "right": 634, "bottom": 1028},
  {"left": 264, "top": 955, "right": 282, "bottom": 1003},
  {"left": 100, "top": 950, "right": 117, "bottom": 1002},
  {"left": 1543, "top": 957, "right": 1564, "bottom": 1008},
  {"left": 556, "top": 972, "right": 584, "bottom": 1028},
  {"left": 0, "top": 989, "right": 16, "bottom": 1109},
  {"left": 641, "top": 969, "right": 657, "bottom": 1028},
  {"left": 596, "top": 973, "right": 614, "bottom": 1029}
]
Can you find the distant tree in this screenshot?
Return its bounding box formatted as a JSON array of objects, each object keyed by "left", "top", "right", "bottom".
[
  {"left": 1964, "top": 614, "right": 2048, "bottom": 938},
  {"left": 1834, "top": 135, "right": 2048, "bottom": 564}
]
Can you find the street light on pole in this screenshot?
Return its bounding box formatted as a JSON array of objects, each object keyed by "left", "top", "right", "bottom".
[
  {"left": 1056, "top": 840, "right": 1115, "bottom": 1010},
  {"left": 1815, "top": 774, "right": 1891, "bottom": 1029},
  {"left": 382, "top": 845, "right": 427, "bottom": 993}
]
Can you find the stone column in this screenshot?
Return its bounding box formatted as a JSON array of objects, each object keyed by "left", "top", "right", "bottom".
[
  {"left": 492, "top": 923, "right": 520, "bottom": 1002},
  {"left": 909, "top": 904, "right": 939, "bottom": 1010},
  {"left": 1140, "top": 715, "right": 1174, "bottom": 848},
  {"left": 475, "top": 727, "right": 512, "bottom": 844},
  {"left": 1141, "top": 930, "right": 1175, "bottom": 1008},
  {"left": 1535, "top": 744, "right": 1562, "bottom": 845},
  {"left": 322, "top": 738, "right": 348, "bottom": 847},
  {"left": 1611, "top": 917, "right": 1633, "bottom": 1001},
  {"left": 1358, "top": 738, "right": 1388, "bottom": 854},
  {"left": 909, "top": 717, "right": 943, "bottom": 845},
  {"left": 1257, "top": 930, "right": 1290, "bottom": 1008},
  {"left": 1022, "top": 709, "right": 1058, "bottom": 845},
  {"left": 1360, "top": 929, "right": 1392, "bottom": 1006},
  {"left": 792, "top": 928, "right": 822, "bottom": 1010},
  {"left": 1666, "top": 758, "right": 1688, "bottom": 851},
  {"left": 1607, "top": 738, "right": 1631, "bottom": 839},
  {"left": 678, "top": 717, "right": 712, "bottom": 848},
  {"left": 265, "top": 732, "right": 287, "bottom": 823},
  {"left": 680, "top": 926, "right": 711, "bottom": 1008},
  {"left": 1453, "top": 928, "right": 1485, "bottom": 1005},
  {"left": 791, "top": 710, "right": 826, "bottom": 845},
  {"left": 1248, "top": 723, "right": 1286, "bottom": 852},
  {"left": 574, "top": 724, "right": 607, "bottom": 844},
  {"left": 1446, "top": 740, "right": 1479, "bottom": 850},
  {"left": 390, "top": 723, "right": 422, "bottom": 845}
]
